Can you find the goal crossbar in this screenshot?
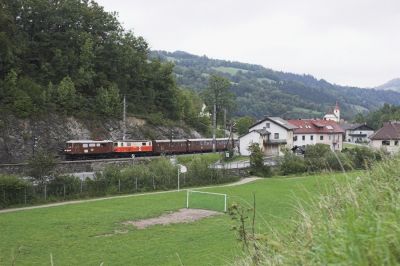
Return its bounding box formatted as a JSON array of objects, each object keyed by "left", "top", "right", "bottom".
[{"left": 186, "top": 190, "right": 227, "bottom": 212}]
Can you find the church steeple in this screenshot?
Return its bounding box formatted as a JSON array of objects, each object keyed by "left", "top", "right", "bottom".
[{"left": 333, "top": 101, "right": 340, "bottom": 121}]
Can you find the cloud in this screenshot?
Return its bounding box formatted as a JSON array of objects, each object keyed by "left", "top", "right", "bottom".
[{"left": 96, "top": 0, "right": 400, "bottom": 87}]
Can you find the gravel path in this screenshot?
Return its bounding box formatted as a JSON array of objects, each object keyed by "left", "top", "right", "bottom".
[{"left": 0, "top": 177, "right": 262, "bottom": 214}]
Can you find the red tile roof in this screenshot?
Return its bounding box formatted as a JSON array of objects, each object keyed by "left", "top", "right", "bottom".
[
  {"left": 287, "top": 119, "right": 345, "bottom": 134},
  {"left": 370, "top": 122, "right": 400, "bottom": 140}
]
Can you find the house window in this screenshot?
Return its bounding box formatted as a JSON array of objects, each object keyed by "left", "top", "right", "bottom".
[
  {"left": 274, "top": 133, "right": 279, "bottom": 139},
  {"left": 310, "top": 135, "right": 314, "bottom": 141},
  {"left": 266, "top": 123, "right": 270, "bottom": 128},
  {"left": 320, "top": 136, "right": 324, "bottom": 141},
  {"left": 293, "top": 136, "right": 298, "bottom": 141},
  {"left": 302, "top": 135, "right": 305, "bottom": 141},
  {"left": 382, "top": 140, "right": 390, "bottom": 146}
]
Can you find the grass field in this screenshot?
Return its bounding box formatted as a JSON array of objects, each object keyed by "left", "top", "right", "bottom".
[{"left": 0, "top": 171, "right": 361, "bottom": 265}]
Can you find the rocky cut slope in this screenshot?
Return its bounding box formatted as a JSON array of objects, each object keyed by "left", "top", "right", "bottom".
[{"left": 0, "top": 115, "right": 201, "bottom": 163}]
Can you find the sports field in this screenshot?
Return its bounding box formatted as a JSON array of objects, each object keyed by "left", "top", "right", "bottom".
[{"left": 0, "top": 172, "right": 359, "bottom": 265}]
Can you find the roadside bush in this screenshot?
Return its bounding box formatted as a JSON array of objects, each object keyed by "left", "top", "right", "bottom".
[
  {"left": 248, "top": 143, "right": 272, "bottom": 177},
  {"left": 47, "top": 175, "right": 82, "bottom": 199},
  {"left": 304, "top": 144, "right": 331, "bottom": 172},
  {"left": 0, "top": 175, "right": 31, "bottom": 208},
  {"left": 343, "top": 146, "right": 385, "bottom": 169},
  {"left": 279, "top": 152, "right": 307, "bottom": 175},
  {"left": 325, "top": 152, "right": 354, "bottom": 171}
]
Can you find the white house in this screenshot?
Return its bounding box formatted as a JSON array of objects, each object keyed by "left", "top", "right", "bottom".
[
  {"left": 323, "top": 102, "right": 340, "bottom": 122},
  {"left": 239, "top": 117, "right": 297, "bottom": 156},
  {"left": 340, "top": 123, "right": 374, "bottom": 143},
  {"left": 370, "top": 121, "right": 400, "bottom": 154},
  {"left": 287, "top": 119, "right": 345, "bottom": 151}
]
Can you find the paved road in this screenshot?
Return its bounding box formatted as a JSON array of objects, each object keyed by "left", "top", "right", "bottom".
[{"left": 0, "top": 177, "right": 262, "bottom": 214}]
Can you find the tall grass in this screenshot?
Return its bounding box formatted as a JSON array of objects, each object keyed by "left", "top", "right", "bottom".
[{"left": 235, "top": 156, "right": 400, "bottom": 265}]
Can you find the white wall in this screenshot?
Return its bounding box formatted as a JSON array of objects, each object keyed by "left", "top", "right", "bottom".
[
  {"left": 250, "top": 121, "right": 293, "bottom": 148},
  {"left": 293, "top": 133, "right": 343, "bottom": 151},
  {"left": 239, "top": 131, "right": 262, "bottom": 156},
  {"left": 370, "top": 139, "right": 400, "bottom": 154},
  {"left": 345, "top": 129, "right": 374, "bottom": 143}
]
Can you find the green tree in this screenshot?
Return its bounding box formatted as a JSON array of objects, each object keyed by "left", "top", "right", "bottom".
[
  {"left": 95, "top": 85, "right": 122, "bottom": 118},
  {"left": 304, "top": 144, "right": 332, "bottom": 172},
  {"left": 28, "top": 150, "right": 57, "bottom": 184},
  {"left": 248, "top": 143, "right": 271, "bottom": 177},
  {"left": 54, "top": 76, "right": 77, "bottom": 113},
  {"left": 236, "top": 116, "right": 255, "bottom": 135}
]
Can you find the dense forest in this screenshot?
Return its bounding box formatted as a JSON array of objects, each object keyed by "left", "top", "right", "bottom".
[
  {"left": 152, "top": 50, "right": 400, "bottom": 120},
  {"left": 354, "top": 104, "right": 400, "bottom": 129},
  {"left": 0, "top": 0, "right": 209, "bottom": 133}
]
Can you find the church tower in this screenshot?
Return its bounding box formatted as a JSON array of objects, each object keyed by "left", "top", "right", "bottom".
[{"left": 333, "top": 101, "right": 340, "bottom": 122}]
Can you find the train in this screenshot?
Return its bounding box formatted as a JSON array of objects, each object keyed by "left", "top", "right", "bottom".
[{"left": 64, "top": 138, "right": 236, "bottom": 160}]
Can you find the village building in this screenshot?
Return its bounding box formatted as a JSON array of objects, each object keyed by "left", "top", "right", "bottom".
[
  {"left": 369, "top": 121, "right": 400, "bottom": 154},
  {"left": 323, "top": 101, "right": 341, "bottom": 122},
  {"left": 239, "top": 117, "right": 297, "bottom": 156},
  {"left": 340, "top": 123, "right": 374, "bottom": 143},
  {"left": 287, "top": 119, "right": 345, "bottom": 151}
]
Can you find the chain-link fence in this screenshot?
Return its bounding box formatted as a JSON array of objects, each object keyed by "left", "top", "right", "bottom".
[{"left": 0, "top": 169, "right": 239, "bottom": 209}]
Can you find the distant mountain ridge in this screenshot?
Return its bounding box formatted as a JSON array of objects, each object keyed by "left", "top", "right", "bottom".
[
  {"left": 375, "top": 78, "right": 400, "bottom": 92},
  {"left": 151, "top": 50, "right": 400, "bottom": 120}
]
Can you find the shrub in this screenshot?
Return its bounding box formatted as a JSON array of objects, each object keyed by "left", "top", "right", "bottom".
[
  {"left": 304, "top": 144, "right": 331, "bottom": 172},
  {"left": 343, "top": 146, "right": 384, "bottom": 169},
  {"left": 27, "top": 150, "right": 57, "bottom": 184},
  {"left": 248, "top": 143, "right": 271, "bottom": 177},
  {"left": 279, "top": 152, "right": 307, "bottom": 175},
  {"left": 325, "top": 152, "right": 354, "bottom": 171},
  {"left": 0, "top": 175, "right": 31, "bottom": 208}
]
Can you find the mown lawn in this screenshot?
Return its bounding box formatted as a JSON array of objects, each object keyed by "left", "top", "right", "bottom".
[{"left": 0, "top": 171, "right": 361, "bottom": 265}]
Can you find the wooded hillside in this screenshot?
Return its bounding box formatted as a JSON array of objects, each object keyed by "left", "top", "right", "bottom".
[
  {"left": 152, "top": 50, "right": 400, "bottom": 120},
  {"left": 0, "top": 0, "right": 207, "bottom": 133}
]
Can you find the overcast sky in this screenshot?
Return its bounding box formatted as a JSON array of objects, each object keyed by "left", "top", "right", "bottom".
[{"left": 96, "top": 0, "right": 400, "bottom": 88}]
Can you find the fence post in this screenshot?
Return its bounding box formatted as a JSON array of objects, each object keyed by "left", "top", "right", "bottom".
[
  {"left": 118, "top": 179, "right": 121, "bottom": 193},
  {"left": 63, "top": 184, "right": 66, "bottom": 199},
  {"left": 24, "top": 187, "right": 27, "bottom": 205},
  {"left": 152, "top": 176, "right": 155, "bottom": 190},
  {"left": 135, "top": 177, "right": 138, "bottom": 192},
  {"left": 80, "top": 179, "right": 83, "bottom": 193},
  {"left": 2, "top": 186, "right": 5, "bottom": 203},
  {"left": 44, "top": 184, "right": 47, "bottom": 201}
]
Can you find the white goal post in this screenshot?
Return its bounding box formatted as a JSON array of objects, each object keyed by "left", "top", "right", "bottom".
[{"left": 186, "top": 190, "right": 227, "bottom": 212}]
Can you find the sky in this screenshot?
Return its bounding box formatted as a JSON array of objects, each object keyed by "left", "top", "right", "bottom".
[{"left": 96, "top": 0, "right": 400, "bottom": 88}]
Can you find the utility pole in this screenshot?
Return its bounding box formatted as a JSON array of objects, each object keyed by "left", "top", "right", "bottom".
[
  {"left": 223, "top": 108, "right": 227, "bottom": 138},
  {"left": 123, "top": 95, "right": 126, "bottom": 140},
  {"left": 212, "top": 103, "right": 216, "bottom": 152}
]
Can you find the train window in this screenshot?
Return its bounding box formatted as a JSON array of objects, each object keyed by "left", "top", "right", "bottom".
[
  {"left": 83, "top": 144, "right": 88, "bottom": 148},
  {"left": 67, "top": 143, "right": 72, "bottom": 148},
  {"left": 101, "top": 143, "right": 106, "bottom": 147},
  {"left": 121, "top": 143, "right": 124, "bottom": 147},
  {"left": 114, "top": 143, "right": 117, "bottom": 146},
  {"left": 89, "top": 143, "right": 95, "bottom": 147},
  {"left": 142, "top": 142, "right": 146, "bottom": 146},
  {"left": 127, "top": 143, "right": 131, "bottom": 147},
  {"left": 96, "top": 143, "right": 101, "bottom": 147}
]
